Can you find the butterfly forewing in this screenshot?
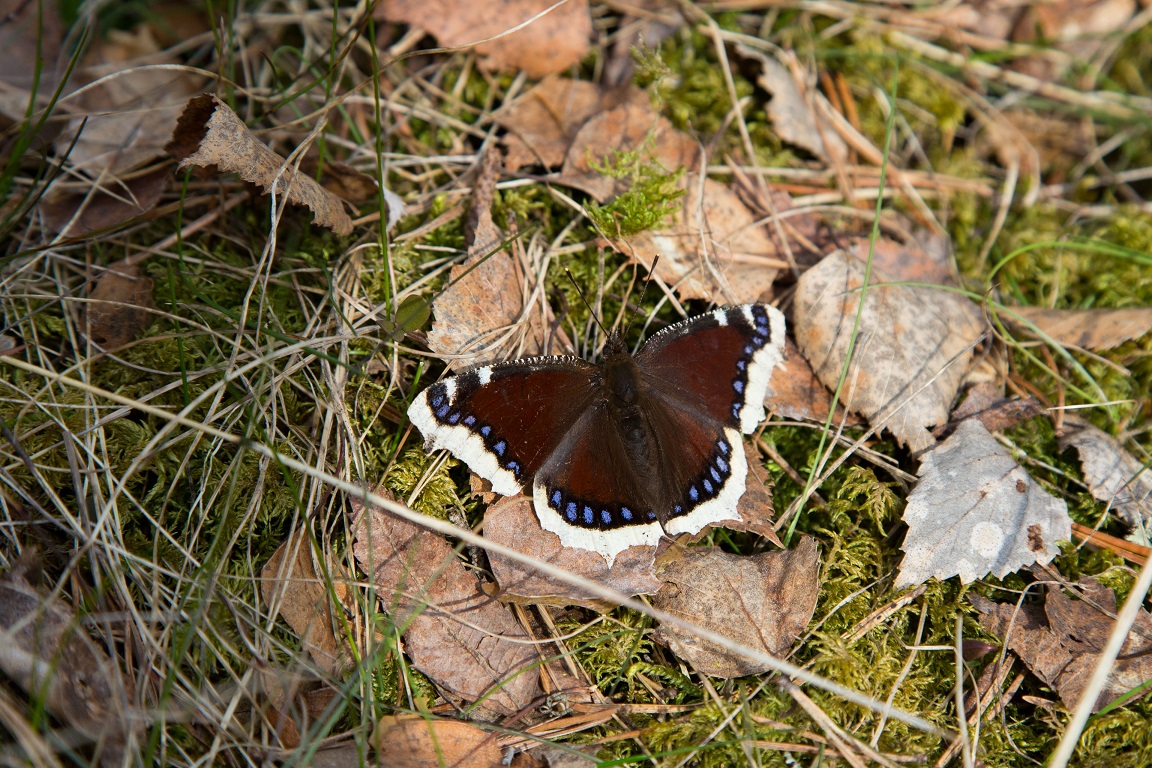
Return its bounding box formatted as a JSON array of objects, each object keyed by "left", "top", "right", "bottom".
[
  {"left": 408, "top": 356, "right": 598, "bottom": 496},
  {"left": 636, "top": 305, "right": 785, "bottom": 433}
]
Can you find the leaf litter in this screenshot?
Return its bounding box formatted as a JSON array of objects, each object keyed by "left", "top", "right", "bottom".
[
  {"left": 351, "top": 488, "right": 542, "bottom": 718},
  {"left": 2, "top": 1, "right": 1152, "bottom": 765},
  {"left": 971, "top": 572, "right": 1152, "bottom": 712},
  {"left": 1060, "top": 418, "right": 1152, "bottom": 546}
]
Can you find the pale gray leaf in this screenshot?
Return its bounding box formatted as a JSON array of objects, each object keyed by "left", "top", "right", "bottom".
[{"left": 896, "top": 419, "right": 1072, "bottom": 588}]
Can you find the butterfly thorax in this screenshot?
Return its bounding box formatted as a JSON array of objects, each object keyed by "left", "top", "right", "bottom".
[{"left": 599, "top": 335, "right": 674, "bottom": 519}]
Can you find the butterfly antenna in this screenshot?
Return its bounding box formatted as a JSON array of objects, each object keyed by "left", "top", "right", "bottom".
[
  {"left": 563, "top": 268, "right": 612, "bottom": 341},
  {"left": 621, "top": 255, "right": 661, "bottom": 341}
]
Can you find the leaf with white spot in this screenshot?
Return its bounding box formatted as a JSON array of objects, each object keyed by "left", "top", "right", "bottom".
[{"left": 896, "top": 419, "right": 1072, "bottom": 588}]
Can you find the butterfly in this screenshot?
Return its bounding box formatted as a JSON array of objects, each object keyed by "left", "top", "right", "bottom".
[{"left": 407, "top": 304, "right": 786, "bottom": 565}]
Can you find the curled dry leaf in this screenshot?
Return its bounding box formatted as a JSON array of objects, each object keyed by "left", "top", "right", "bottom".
[
  {"left": 738, "top": 44, "right": 847, "bottom": 165},
  {"left": 1060, "top": 418, "right": 1152, "bottom": 546},
  {"left": 652, "top": 537, "right": 820, "bottom": 678},
  {"left": 793, "top": 250, "right": 986, "bottom": 452},
  {"left": 495, "top": 76, "right": 644, "bottom": 171},
  {"left": 84, "top": 259, "right": 155, "bottom": 350},
  {"left": 166, "top": 94, "right": 353, "bottom": 236},
  {"left": 350, "top": 490, "right": 541, "bottom": 718},
  {"left": 260, "top": 530, "right": 357, "bottom": 676},
  {"left": 376, "top": 0, "right": 591, "bottom": 79},
  {"left": 1008, "top": 305, "right": 1152, "bottom": 351},
  {"left": 0, "top": 561, "right": 139, "bottom": 767},
  {"left": 896, "top": 419, "right": 1072, "bottom": 588},
  {"left": 372, "top": 715, "right": 504, "bottom": 768},
  {"left": 971, "top": 574, "right": 1152, "bottom": 712},
  {"left": 483, "top": 495, "right": 661, "bottom": 609},
  {"left": 935, "top": 381, "right": 1044, "bottom": 440}
]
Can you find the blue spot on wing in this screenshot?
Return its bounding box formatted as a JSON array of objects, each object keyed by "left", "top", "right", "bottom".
[
  {"left": 716, "top": 455, "right": 728, "bottom": 472},
  {"left": 480, "top": 426, "right": 491, "bottom": 437},
  {"left": 493, "top": 440, "right": 506, "bottom": 456},
  {"left": 689, "top": 485, "right": 699, "bottom": 502},
  {"left": 582, "top": 506, "right": 594, "bottom": 525},
  {"left": 621, "top": 507, "right": 633, "bottom": 521},
  {"left": 551, "top": 490, "right": 562, "bottom": 507},
  {"left": 733, "top": 380, "right": 744, "bottom": 394},
  {"left": 565, "top": 502, "right": 577, "bottom": 521},
  {"left": 600, "top": 509, "right": 611, "bottom": 524}
]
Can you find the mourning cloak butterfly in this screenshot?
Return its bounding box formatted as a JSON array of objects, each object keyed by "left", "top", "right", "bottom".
[{"left": 407, "top": 304, "right": 787, "bottom": 565}]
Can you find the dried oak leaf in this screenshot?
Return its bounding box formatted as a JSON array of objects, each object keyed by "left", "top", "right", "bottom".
[
  {"left": 1008, "top": 306, "right": 1152, "bottom": 351},
  {"left": 623, "top": 174, "right": 781, "bottom": 305},
  {"left": 793, "top": 250, "right": 986, "bottom": 452},
  {"left": 372, "top": 715, "right": 504, "bottom": 767},
  {"left": 494, "top": 77, "right": 644, "bottom": 171},
  {"left": 260, "top": 531, "right": 357, "bottom": 676},
  {"left": 351, "top": 490, "right": 541, "bottom": 718},
  {"left": 651, "top": 537, "right": 820, "bottom": 678},
  {"left": 483, "top": 495, "right": 661, "bottom": 609},
  {"left": 971, "top": 575, "right": 1152, "bottom": 711},
  {"left": 166, "top": 94, "right": 353, "bottom": 235},
  {"left": 896, "top": 419, "right": 1072, "bottom": 588},
  {"left": 1060, "top": 418, "right": 1152, "bottom": 546},
  {"left": 0, "top": 561, "right": 139, "bottom": 767},
  {"left": 376, "top": 0, "right": 591, "bottom": 79},
  {"left": 39, "top": 167, "right": 168, "bottom": 237},
  {"left": 84, "top": 259, "right": 155, "bottom": 350}
]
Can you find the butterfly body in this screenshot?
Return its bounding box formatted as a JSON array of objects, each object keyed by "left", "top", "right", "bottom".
[{"left": 408, "top": 304, "right": 786, "bottom": 565}]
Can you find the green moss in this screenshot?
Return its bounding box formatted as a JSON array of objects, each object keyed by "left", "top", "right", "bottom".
[
  {"left": 584, "top": 147, "right": 685, "bottom": 238},
  {"left": 384, "top": 447, "right": 462, "bottom": 520}
]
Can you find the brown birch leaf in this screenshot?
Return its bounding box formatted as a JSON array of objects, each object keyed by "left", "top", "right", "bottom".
[
  {"left": 372, "top": 715, "right": 504, "bottom": 767},
  {"left": 351, "top": 490, "right": 541, "bottom": 718},
  {"left": 0, "top": 560, "right": 139, "bottom": 767},
  {"left": 260, "top": 531, "right": 356, "bottom": 676},
  {"left": 166, "top": 94, "right": 353, "bottom": 235},
  {"left": 483, "top": 495, "right": 661, "bottom": 609},
  {"left": 971, "top": 575, "right": 1152, "bottom": 712},
  {"left": 84, "top": 259, "right": 155, "bottom": 350},
  {"left": 793, "top": 250, "right": 986, "bottom": 452},
  {"left": 651, "top": 537, "right": 820, "bottom": 678},
  {"left": 1009, "top": 306, "right": 1152, "bottom": 351}
]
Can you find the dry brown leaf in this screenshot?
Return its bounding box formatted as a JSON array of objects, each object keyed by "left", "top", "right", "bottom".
[
  {"left": 426, "top": 153, "right": 565, "bottom": 369},
  {"left": 935, "top": 381, "right": 1044, "bottom": 440},
  {"left": 651, "top": 537, "right": 820, "bottom": 678},
  {"left": 39, "top": 167, "right": 168, "bottom": 237},
  {"left": 738, "top": 44, "right": 847, "bottom": 165},
  {"left": 377, "top": 0, "right": 591, "bottom": 79},
  {"left": 793, "top": 250, "right": 986, "bottom": 452},
  {"left": 1060, "top": 418, "right": 1152, "bottom": 546},
  {"left": 763, "top": 337, "right": 858, "bottom": 425},
  {"left": 84, "top": 259, "right": 155, "bottom": 350},
  {"left": 0, "top": 0, "right": 67, "bottom": 122},
  {"left": 623, "top": 174, "right": 781, "bottom": 305},
  {"left": 166, "top": 94, "right": 353, "bottom": 236},
  {"left": 897, "top": 419, "right": 1072, "bottom": 588},
  {"left": 556, "top": 102, "right": 697, "bottom": 201},
  {"left": 350, "top": 490, "right": 541, "bottom": 718},
  {"left": 495, "top": 77, "right": 643, "bottom": 171},
  {"left": 1009, "top": 305, "right": 1152, "bottom": 350},
  {"left": 971, "top": 575, "right": 1152, "bottom": 712},
  {"left": 372, "top": 715, "right": 504, "bottom": 767},
  {"left": 260, "top": 531, "right": 356, "bottom": 676},
  {"left": 0, "top": 560, "right": 139, "bottom": 766},
  {"left": 483, "top": 495, "right": 661, "bottom": 608},
  {"left": 57, "top": 25, "right": 205, "bottom": 175},
  {"left": 845, "top": 234, "right": 959, "bottom": 287}
]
